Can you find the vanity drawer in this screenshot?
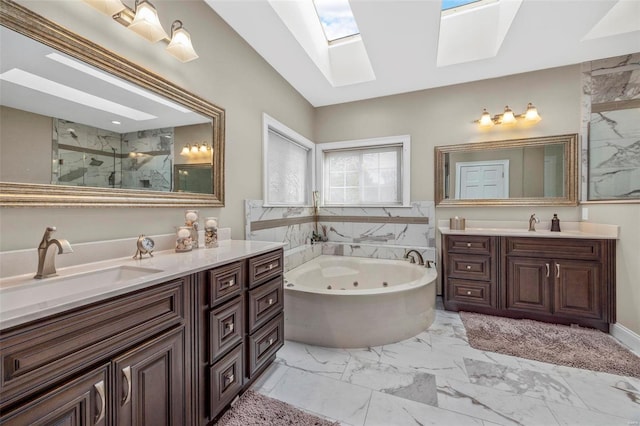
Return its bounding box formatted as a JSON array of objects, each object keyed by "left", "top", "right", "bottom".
[
  {"left": 209, "top": 343, "right": 243, "bottom": 420},
  {"left": 447, "top": 279, "right": 494, "bottom": 307},
  {"left": 248, "top": 249, "right": 283, "bottom": 289},
  {"left": 446, "top": 235, "right": 494, "bottom": 255},
  {"left": 448, "top": 254, "right": 492, "bottom": 281},
  {"left": 209, "top": 297, "right": 244, "bottom": 363},
  {"left": 209, "top": 261, "right": 244, "bottom": 306},
  {"left": 247, "top": 277, "right": 283, "bottom": 334},
  {"left": 504, "top": 238, "right": 602, "bottom": 261},
  {"left": 0, "top": 278, "right": 187, "bottom": 409},
  {"left": 247, "top": 312, "right": 284, "bottom": 378}
]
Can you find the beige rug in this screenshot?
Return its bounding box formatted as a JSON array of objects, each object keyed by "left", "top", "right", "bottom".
[
  {"left": 216, "top": 390, "right": 339, "bottom": 426},
  {"left": 460, "top": 311, "right": 640, "bottom": 378}
]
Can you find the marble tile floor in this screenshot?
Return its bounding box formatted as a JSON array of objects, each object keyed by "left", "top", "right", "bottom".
[{"left": 251, "top": 302, "right": 640, "bottom": 426}]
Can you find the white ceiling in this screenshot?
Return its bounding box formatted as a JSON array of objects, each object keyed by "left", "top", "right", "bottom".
[
  {"left": 206, "top": 0, "right": 640, "bottom": 107},
  {"left": 0, "top": 27, "right": 210, "bottom": 133}
]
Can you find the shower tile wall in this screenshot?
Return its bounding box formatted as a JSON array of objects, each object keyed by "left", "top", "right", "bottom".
[
  {"left": 580, "top": 53, "right": 640, "bottom": 201},
  {"left": 245, "top": 200, "right": 435, "bottom": 271},
  {"left": 53, "top": 120, "right": 122, "bottom": 187},
  {"left": 121, "top": 128, "right": 173, "bottom": 191},
  {"left": 53, "top": 120, "right": 173, "bottom": 191}
]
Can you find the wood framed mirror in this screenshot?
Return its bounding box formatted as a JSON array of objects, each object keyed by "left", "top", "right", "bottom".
[
  {"left": 0, "top": 0, "right": 225, "bottom": 207},
  {"left": 435, "top": 134, "right": 578, "bottom": 206}
]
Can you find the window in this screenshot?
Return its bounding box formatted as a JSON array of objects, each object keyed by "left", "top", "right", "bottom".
[
  {"left": 317, "top": 135, "right": 410, "bottom": 206},
  {"left": 263, "top": 114, "right": 315, "bottom": 206},
  {"left": 313, "top": 0, "right": 360, "bottom": 43}
]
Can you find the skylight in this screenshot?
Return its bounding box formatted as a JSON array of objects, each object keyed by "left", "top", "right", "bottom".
[
  {"left": 442, "top": 0, "right": 497, "bottom": 14},
  {"left": 313, "top": 0, "right": 360, "bottom": 43}
]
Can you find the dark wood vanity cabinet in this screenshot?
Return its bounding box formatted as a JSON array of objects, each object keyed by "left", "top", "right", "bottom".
[
  {"left": 443, "top": 235, "right": 498, "bottom": 310},
  {"left": 0, "top": 278, "right": 191, "bottom": 426},
  {"left": 443, "top": 235, "right": 615, "bottom": 331},
  {"left": 1, "top": 246, "right": 285, "bottom": 426},
  {"left": 196, "top": 248, "right": 284, "bottom": 424}
]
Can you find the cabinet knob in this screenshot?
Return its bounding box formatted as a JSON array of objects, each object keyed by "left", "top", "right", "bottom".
[
  {"left": 228, "top": 279, "right": 235, "bottom": 286},
  {"left": 267, "top": 298, "right": 274, "bottom": 305},
  {"left": 467, "top": 243, "right": 471, "bottom": 248},
  {"left": 269, "top": 263, "right": 274, "bottom": 270},
  {"left": 268, "top": 338, "right": 274, "bottom": 346},
  {"left": 224, "top": 373, "right": 234, "bottom": 385},
  {"left": 225, "top": 322, "right": 234, "bottom": 332},
  {"left": 466, "top": 291, "right": 472, "bottom": 295},
  {"left": 466, "top": 265, "right": 471, "bottom": 270}
]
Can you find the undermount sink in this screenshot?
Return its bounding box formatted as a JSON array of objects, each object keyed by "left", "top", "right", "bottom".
[{"left": 0, "top": 265, "right": 164, "bottom": 315}]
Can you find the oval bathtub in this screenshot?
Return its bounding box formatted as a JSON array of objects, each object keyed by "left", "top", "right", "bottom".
[{"left": 284, "top": 255, "right": 437, "bottom": 348}]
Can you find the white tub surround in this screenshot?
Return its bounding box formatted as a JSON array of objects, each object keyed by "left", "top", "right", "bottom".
[
  {"left": 438, "top": 219, "right": 619, "bottom": 239},
  {"left": 284, "top": 255, "right": 437, "bottom": 348},
  {"left": 0, "top": 240, "right": 283, "bottom": 329}
]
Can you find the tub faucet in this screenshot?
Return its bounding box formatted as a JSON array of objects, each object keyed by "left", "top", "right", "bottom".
[
  {"left": 35, "top": 226, "right": 73, "bottom": 279},
  {"left": 404, "top": 249, "right": 424, "bottom": 266},
  {"left": 528, "top": 214, "right": 540, "bottom": 232}
]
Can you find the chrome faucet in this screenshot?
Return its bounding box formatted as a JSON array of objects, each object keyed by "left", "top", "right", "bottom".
[
  {"left": 404, "top": 249, "right": 425, "bottom": 266},
  {"left": 528, "top": 214, "right": 540, "bottom": 232},
  {"left": 35, "top": 226, "right": 73, "bottom": 279}
]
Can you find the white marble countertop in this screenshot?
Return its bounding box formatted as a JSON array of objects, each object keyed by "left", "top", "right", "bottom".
[
  {"left": 437, "top": 220, "right": 619, "bottom": 239},
  {"left": 0, "top": 240, "right": 284, "bottom": 330}
]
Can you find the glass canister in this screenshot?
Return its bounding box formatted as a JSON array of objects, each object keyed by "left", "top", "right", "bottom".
[
  {"left": 175, "top": 226, "right": 193, "bottom": 252},
  {"left": 185, "top": 209, "right": 199, "bottom": 248},
  {"left": 204, "top": 217, "right": 218, "bottom": 248}
]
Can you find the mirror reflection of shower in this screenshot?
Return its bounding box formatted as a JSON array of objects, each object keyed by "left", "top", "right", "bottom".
[{"left": 52, "top": 119, "right": 175, "bottom": 191}]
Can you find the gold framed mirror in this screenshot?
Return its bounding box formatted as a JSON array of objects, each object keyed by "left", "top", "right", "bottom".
[
  {"left": 0, "top": 0, "right": 225, "bottom": 207},
  {"left": 435, "top": 134, "right": 578, "bottom": 206}
]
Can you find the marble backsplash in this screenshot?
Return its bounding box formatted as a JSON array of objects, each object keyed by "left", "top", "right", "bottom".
[{"left": 245, "top": 200, "right": 435, "bottom": 271}]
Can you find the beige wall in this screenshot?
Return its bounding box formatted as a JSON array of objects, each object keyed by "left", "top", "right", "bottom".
[
  {"left": 0, "top": 106, "right": 52, "bottom": 184},
  {"left": 0, "top": 0, "right": 314, "bottom": 249},
  {"left": 315, "top": 66, "right": 640, "bottom": 335}
]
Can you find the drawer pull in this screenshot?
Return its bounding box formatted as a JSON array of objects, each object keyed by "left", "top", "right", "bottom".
[
  {"left": 225, "top": 322, "right": 234, "bottom": 332},
  {"left": 268, "top": 337, "right": 274, "bottom": 346},
  {"left": 556, "top": 264, "right": 560, "bottom": 279},
  {"left": 224, "top": 279, "right": 235, "bottom": 288},
  {"left": 467, "top": 243, "right": 471, "bottom": 248},
  {"left": 466, "top": 291, "right": 472, "bottom": 295},
  {"left": 95, "top": 380, "right": 106, "bottom": 424},
  {"left": 546, "top": 263, "right": 550, "bottom": 278},
  {"left": 224, "top": 373, "right": 234, "bottom": 385},
  {"left": 269, "top": 263, "right": 275, "bottom": 270},
  {"left": 122, "top": 366, "right": 132, "bottom": 405},
  {"left": 267, "top": 298, "right": 274, "bottom": 305},
  {"left": 466, "top": 265, "right": 471, "bottom": 270}
]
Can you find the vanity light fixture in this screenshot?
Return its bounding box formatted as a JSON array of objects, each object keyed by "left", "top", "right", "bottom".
[
  {"left": 180, "top": 143, "right": 211, "bottom": 156},
  {"left": 475, "top": 103, "right": 542, "bottom": 127},
  {"left": 82, "top": 0, "right": 199, "bottom": 62},
  {"left": 127, "top": 0, "right": 168, "bottom": 43},
  {"left": 166, "top": 21, "right": 199, "bottom": 63}
]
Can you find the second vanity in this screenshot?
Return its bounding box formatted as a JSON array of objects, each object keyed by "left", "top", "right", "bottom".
[
  {"left": 440, "top": 220, "right": 618, "bottom": 332},
  {"left": 0, "top": 241, "right": 284, "bottom": 425}
]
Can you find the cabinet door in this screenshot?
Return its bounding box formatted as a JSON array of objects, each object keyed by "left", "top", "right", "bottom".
[
  {"left": 113, "top": 327, "right": 185, "bottom": 426},
  {"left": 506, "top": 257, "right": 552, "bottom": 313},
  {"left": 554, "top": 260, "right": 601, "bottom": 319},
  {"left": 0, "top": 365, "right": 109, "bottom": 426}
]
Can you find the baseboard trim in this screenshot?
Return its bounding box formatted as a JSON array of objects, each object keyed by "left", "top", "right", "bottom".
[{"left": 611, "top": 323, "right": 640, "bottom": 356}]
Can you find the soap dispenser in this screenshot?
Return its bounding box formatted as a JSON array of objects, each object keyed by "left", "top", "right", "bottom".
[{"left": 550, "top": 214, "right": 561, "bottom": 232}]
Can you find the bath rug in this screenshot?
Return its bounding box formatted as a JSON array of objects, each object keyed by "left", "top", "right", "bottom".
[
  {"left": 459, "top": 311, "right": 640, "bottom": 378},
  {"left": 216, "top": 390, "right": 339, "bottom": 426}
]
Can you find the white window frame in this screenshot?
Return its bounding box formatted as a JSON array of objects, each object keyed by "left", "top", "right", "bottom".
[
  {"left": 262, "top": 113, "right": 315, "bottom": 207},
  {"left": 316, "top": 135, "right": 411, "bottom": 207}
]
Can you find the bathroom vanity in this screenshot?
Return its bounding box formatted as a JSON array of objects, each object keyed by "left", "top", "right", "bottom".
[
  {"left": 0, "top": 242, "right": 284, "bottom": 425},
  {"left": 440, "top": 222, "right": 617, "bottom": 332}
]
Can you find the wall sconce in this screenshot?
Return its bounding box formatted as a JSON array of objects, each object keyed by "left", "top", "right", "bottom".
[
  {"left": 83, "top": 0, "right": 199, "bottom": 63},
  {"left": 475, "top": 103, "right": 541, "bottom": 127},
  {"left": 180, "top": 143, "right": 211, "bottom": 156}
]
